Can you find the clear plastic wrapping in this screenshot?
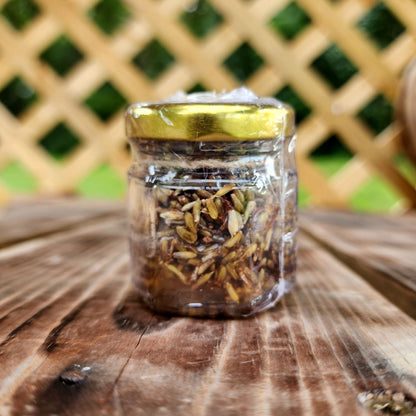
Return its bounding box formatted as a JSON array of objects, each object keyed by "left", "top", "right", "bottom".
[{"left": 125, "top": 89, "right": 297, "bottom": 317}]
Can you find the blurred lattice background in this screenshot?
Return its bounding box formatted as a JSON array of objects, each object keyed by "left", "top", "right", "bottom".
[{"left": 1, "top": 0, "right": 416, "bottom": 211}]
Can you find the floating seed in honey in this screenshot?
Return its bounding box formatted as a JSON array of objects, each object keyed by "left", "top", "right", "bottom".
[
  {"left": 192, "top": 271, "right": 214, "bottom": 289},
  {"left": 164, "top": 263, "right": 187, "bottom": 283},
  {"left": 225, "top": 282, "right": 239, "bottom": 302}
]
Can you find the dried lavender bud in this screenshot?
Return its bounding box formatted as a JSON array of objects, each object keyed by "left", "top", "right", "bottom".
[
  {"left": 160, "top": 211, "right": 184, "bottom": 221},
  {"left": 206, "top": 198, "right": 219, "bottom": 220},
  {"left": 224, "top": 231, "right": 242, "bottom": 248},
  {"left": 244, "top": 201, "right": 256, "bottom": 224},
  {"left": 181, "top": 201, "right": 197, "bottom": 212},
  {"left": 164, "top": 263, "right": 187, "bottom": 283},
  {"left": 193, "top": 199, "right": 201, "bottom": 223},
  {"left": 225, "top": 282, "right": 239, "bottom": 302},
  {"left": 176, "top": 226, "right": 197, "bottom": 244},
  {"left": 231, "top": 193, "right": 244, "bottom": 213},
  {"left": 173, "top": 251, "right": 197, "bottom": 260},
  {"left": 228, "top": 210, "right": 242, "bottom": 236},
  {"left": 215, "top": 183, "right": 235, "bottom": 197},
  {"left": 184, "top": 212, "right": 197, "bottom": 233},
  {"left": 192, "top": 271, "right": 214, "bottom": 289}
]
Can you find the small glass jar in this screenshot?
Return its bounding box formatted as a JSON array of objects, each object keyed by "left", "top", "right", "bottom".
[{"left": 125, "top": 90, "right": 297, "bottom": 318}]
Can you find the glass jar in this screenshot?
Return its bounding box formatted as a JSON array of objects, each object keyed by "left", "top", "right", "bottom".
[{"left": 125, "top": 90, "right": 297, "bottom": 318}]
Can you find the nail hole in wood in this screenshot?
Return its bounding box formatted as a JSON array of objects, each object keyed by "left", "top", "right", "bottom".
[{"left": 59, "top": 364, "right": 90, "bottom": 386}]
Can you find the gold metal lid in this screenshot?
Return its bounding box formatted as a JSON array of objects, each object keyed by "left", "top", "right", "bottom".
[{"left": 125, "top": 102, "right": 295, "bottom": 141}]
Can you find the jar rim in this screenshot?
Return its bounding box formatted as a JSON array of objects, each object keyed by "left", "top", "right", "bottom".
[{"left": 125, "top": 102, "right": 295, "bottom": 141}]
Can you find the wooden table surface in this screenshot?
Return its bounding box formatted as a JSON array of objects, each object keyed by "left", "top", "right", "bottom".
[{"left": 0, "top": 198, "right": 415, "bottom": 416}]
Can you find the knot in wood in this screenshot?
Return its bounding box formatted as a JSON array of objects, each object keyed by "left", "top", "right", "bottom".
[{"left": 59, "top": 364, "right": 91, "bottom": 386}]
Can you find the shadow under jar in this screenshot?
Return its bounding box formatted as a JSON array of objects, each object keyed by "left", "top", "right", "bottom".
[{"left": 125, "top": 94, "right": 297, "bottom": 318}]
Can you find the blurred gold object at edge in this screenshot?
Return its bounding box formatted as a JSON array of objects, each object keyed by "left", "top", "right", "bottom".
[{"left": 125, "top": 103, "right": 295, "bottom": 141}]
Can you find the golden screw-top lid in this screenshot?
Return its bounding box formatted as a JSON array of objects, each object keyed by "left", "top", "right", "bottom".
[{"left": 125, "top": 90, "right": 295, "bottom": 141}]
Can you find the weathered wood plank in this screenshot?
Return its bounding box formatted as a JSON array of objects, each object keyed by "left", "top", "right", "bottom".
[
  {"left": 0, "top": 220, "right": 126, "bottom": 339},
  {"left": 0, "top": 219, "right": 131, "bottom": 414},
  {"left": 300, "top": 209, "right": 416, "bottom": 318},
  {"left": 0, "top": 207, "right": 415, "bottom": 415},
  {"left": 0, "top": 197, "right": 123, "bottom": 248}
]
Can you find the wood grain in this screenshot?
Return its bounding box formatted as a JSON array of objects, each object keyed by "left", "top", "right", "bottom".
[
  {"left": 0, "top": 201, "right": 415, "bottom": 415},
  {"left": 0, "top": 197, "right": 123, "bottom": 248},
  {"left": 300, "top": 209, "right": 416, "bottom": 319}
]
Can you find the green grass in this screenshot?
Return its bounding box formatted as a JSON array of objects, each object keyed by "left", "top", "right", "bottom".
[
  {"left": 0, "top": 162, "right": 37, "bottom": 192},
  {"left": 76, "top": 164, "right": 125, "bottom": 199},
  {"left": 310, "top": 154, "right": 416, "bottom": 212},
  {"left": 350, "top": 177, "right": 400, "bottom": 212},
  {"left": 312, "top": 154, "right": 351, "bottom": 177},
  {"left": 298, "top": 186, "right": 310, "bottom": 207}
]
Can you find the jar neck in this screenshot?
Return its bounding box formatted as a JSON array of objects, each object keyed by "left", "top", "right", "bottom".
[
  {"left": 127, "top": 137, "right": 290, "bottom": 189},
  {"left": 128, "top": 138, "right": 283, "bottom": 160}
]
